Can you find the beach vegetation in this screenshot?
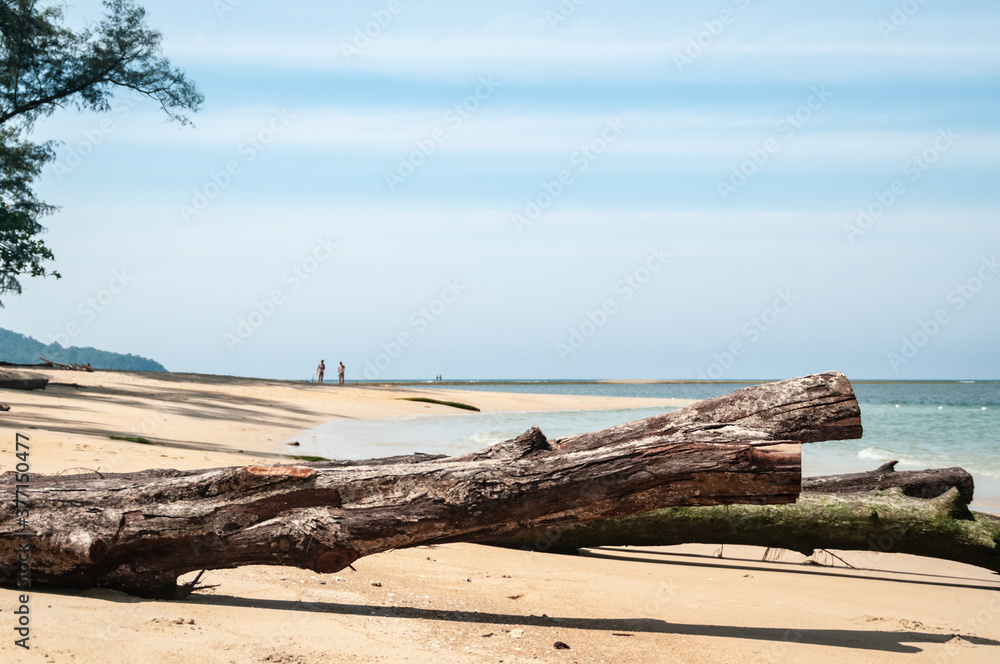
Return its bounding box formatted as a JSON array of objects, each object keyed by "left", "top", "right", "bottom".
[
  {"left": 285, "top": 454, "right": 331, "bottom": 462},
  {"left": 399, "top": 397, "right": 481, "bottom": 411}
]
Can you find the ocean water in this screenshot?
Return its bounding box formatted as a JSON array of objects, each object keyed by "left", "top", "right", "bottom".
[{"left": 295, "top": 380, "right": 1000, "bottom": 513}]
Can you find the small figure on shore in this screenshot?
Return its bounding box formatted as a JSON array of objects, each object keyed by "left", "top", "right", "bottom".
[
  {"left": 317, "top": 360, "right": 325, "bottom": 384},
  {"left": 338, "top": 361, "right": 346, "bottom": 385}
]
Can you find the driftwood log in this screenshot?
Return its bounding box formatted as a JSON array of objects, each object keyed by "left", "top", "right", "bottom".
[
  {"left": 802, "top": 460, "right": 975, "bottom": 503},
  {"left": 0, "top": 371, "right": 860, "bottom": 598},
  {"left": 0, "top": 370, "right": 48, "bottom": 391},
  {"left": 486, "top": 464, "right": 1000, "bottom": 573},
  {"left": 37, "top": 357, "right": 93, "bottom": 372}
]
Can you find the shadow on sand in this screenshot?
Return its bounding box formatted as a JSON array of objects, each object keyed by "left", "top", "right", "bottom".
[{"left": 174, "top": 593, "right": 1000, "bottom": 654}]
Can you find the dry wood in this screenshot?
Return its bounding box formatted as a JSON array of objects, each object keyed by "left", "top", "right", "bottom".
[
  {"left": 0, "top": 371, "right": 861, "bottom": 598},
  {"left": 37, "top": 357, "right": 94, "bottom": 372},
  {"left": 803, "top": 461, "right": 974, "bottom": 503}
]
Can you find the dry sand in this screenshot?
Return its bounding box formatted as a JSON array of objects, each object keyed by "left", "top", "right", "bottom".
[{"left": 1, "top": 369, "right": 998, "bottom": 663}]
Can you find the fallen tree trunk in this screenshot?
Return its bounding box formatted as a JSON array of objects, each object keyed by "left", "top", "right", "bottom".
[
  {"left": 484, "top": 470, "right": 1000, "bottom": 573},
  {"left": 0, "top": 371, "right": 860, "bottom": 598}
]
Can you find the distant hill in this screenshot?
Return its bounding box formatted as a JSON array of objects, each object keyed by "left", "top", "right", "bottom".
[{"left": 0, "top": 327, "right": 166, "bottom": 372}]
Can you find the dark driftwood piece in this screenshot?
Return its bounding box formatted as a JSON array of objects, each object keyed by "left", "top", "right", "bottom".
[
  {"left": 0, "top": 372, "right": 48, "bottom": 391},
  {"left": 0, "top": 372, "right": 861, "bottom": 598},
  {"left": 37, "top": 357, "right": 93, "bottom": 372},
  {"left": 803, "top": 461, "right": 975, "bottom": 504}
]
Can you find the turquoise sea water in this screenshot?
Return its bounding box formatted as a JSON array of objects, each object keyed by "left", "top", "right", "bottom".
[{"left": 296, "top": 381, "right": 1000, "bottom": 513}]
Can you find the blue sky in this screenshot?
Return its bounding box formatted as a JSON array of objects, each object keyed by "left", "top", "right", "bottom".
[{"left": 4, "top": 0, "right": 999, "bottom": 380}]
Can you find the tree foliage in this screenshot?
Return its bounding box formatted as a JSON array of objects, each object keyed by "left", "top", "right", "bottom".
[
  {"left": 0, "top": 200, "right": 57, "bottom": 295},
  {"left": 0, "top": 0, "right": 202, "bottom": 305}
]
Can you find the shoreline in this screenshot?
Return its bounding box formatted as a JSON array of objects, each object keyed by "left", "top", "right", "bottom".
[
  {"left": 2, "top": 368, "right": 999, "bottom": 663},
  {"left": 0, "top": 368, "right": 692, "bottom": 474}
]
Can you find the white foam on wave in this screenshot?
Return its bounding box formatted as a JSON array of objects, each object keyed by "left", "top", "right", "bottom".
[
  {"left": 858, "top": 446, "right": 1000, "bottom": 479},
  {"left": 469, "top": 431, "right": 509, "bottom": 447},
  {"left": 858, "top": 446, "right": 901, "bottom": 463}
]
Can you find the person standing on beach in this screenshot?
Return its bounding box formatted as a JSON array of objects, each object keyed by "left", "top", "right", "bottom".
[
  {"left": 317, "top": 360, "right": 325, "bottom": 383},
  {"left": 338, "top": 361, "right": 346, "bottom": 385}
]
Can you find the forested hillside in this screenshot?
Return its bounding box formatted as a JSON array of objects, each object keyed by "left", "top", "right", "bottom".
[{"left": 0, "top": 328, "right": 166, "bottom": 372}]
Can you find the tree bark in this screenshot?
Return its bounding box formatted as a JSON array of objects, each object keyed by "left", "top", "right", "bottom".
[
  {"left": 484, "top": 487, "right": 1000, "bottom": 574},
  {"left": 0, "top": 371, "right": 861, "bottom": 598}
]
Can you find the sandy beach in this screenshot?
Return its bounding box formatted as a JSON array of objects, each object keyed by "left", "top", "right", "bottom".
[{"left": 1, "top": 369, "right": 998, "bottom": 663}]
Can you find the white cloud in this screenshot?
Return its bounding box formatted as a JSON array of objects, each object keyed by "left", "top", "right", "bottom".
[
  {"left": 36, "top": 105, "right": 1000, "bottom": 173},
  {"left": 164, "top": 30, "right": 1000, "bottom": 81}
]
